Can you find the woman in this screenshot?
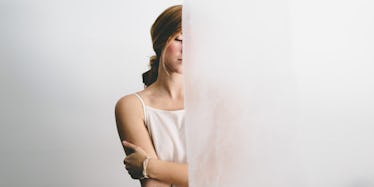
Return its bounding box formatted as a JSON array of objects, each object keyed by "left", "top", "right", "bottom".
[{"left": 115, "top": 5, "right": 188, "bottom": 187}]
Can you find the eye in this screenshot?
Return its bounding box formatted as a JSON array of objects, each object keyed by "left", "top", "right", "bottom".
[{"left": 174, "top": 34, "right": 183, "bottom": 42}]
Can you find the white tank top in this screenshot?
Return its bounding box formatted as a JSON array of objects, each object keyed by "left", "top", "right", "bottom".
[{"left": 134, "top": 93, "right": 187, "bottom": 165}]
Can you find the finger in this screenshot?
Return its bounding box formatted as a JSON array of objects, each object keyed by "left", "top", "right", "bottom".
[
  {"left": 125, "top": 164, "right": 131, "bottom": 170},
  {"left": 123, "top": 158, "right": 127, "bottom": 165},
  {"left": 123, "top": 157, "right": 132, "bottom": 165},
  {"left": 124, "top": 156, "right": 137, "bottom": 168},
  {"left": 125, "top": 154, "right": 134, "bottom": 162},
  {"left": 122, "top": 140, "right": 139, "bottom": 151}
]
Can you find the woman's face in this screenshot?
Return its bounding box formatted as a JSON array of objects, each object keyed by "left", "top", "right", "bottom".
[{"left": 163, "top": 33, "right": 183, "bottom": 74}]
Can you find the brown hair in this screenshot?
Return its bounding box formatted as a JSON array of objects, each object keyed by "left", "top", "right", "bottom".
[{"left": 142, "top": 5, "right": 182, "bottom": 87}]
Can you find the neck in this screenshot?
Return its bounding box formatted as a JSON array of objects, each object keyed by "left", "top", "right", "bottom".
[{"left": 153, "top": 72, "right": 184, "bottom": 99}]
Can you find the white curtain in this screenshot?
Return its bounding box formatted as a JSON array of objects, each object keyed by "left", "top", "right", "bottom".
[{"left": 183, "top": 0, "right": 374, "bottom": 186}]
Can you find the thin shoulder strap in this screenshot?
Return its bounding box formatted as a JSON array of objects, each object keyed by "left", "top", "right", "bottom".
[{"left": 134, "top": 93, "right": 147, "bottom": 122}]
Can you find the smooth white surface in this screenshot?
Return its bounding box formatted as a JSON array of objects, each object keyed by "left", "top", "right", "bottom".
[
  {"left": 0, "top": 1, "right": 181, "bottom": 186},
  {"left": 184, "top": 0, "right": 374, "bottom": 186}
]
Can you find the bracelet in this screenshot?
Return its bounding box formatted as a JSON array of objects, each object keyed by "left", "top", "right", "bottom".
[{"left": 142, "top": 156, "right": 152, "bottom": 179}]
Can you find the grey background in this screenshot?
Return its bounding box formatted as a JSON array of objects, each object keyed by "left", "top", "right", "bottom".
[{"left": 0, "top": 0, "right": 181, "bottom": 186}]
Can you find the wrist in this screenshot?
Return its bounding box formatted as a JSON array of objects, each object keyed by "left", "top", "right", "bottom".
[
  {"left": 145, "top": 157, "right": 157, "bottom": 179},
  {"left": 142, "top": 156, "right": 152, "bottom": 179}
]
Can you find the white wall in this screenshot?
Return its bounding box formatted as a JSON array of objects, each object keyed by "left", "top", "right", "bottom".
[
  {"left": 0, "top": 0, "right": 181, "bottom": 186},
  {"left": 184, "top": 0, "right": 374, "bottom": 186}
]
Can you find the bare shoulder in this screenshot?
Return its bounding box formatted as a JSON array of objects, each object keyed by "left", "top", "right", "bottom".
[
  {"left": 115, "top": 94, "right": 141, "bottom": 114},
  {"left": 115, "top": 93, "right": 158, "bottom": 157},
  {"left": 115, "top": 93, "right": 145, "bottom": 128}
]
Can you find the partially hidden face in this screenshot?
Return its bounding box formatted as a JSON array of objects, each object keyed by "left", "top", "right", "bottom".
[{"left": 163, "top": 33, "right": 183, "bottom": 74}]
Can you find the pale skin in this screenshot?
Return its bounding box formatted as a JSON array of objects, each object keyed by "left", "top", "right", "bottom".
[{"left": 115, "top": 33, "right": 188, "bottom": 187}]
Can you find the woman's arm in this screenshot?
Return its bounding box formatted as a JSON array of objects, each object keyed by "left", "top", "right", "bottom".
[
  {"left": 115, "top": 95, "right": 170, "bottom": 187},
  {"left": 123, "top": 141, "right": 189, "bottom": 186},
  {"left": 148, "top": 159, "right": 188, "bottom": 186}
]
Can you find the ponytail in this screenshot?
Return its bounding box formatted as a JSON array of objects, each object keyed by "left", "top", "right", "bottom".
[{"left": 142, "top": 55, "right": 159, "bottom": 87}]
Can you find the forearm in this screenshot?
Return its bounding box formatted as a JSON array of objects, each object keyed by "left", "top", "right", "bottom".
[
  {"left": 147, "top": 159, "right": 188, "bottom": 186},
  {"left": 141, "top": 178, "right": 170, "bottom": 187}
]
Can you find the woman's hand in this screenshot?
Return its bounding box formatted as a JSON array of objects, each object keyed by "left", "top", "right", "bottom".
[{"left": 122, "top": 141, "right": 149, "bottom": 179}]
